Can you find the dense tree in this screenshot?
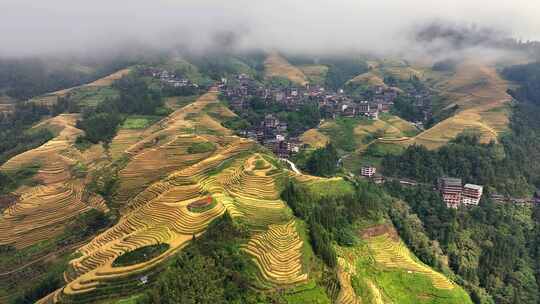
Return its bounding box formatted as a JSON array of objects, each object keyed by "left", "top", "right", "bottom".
[
  {"left": 305, "top": 144, "right": 339, "bottom": 177},
  {"left": 324, "top": 59, "right": 368, "bottom": 90},
  {"left": 382, "top": 127, "right": 536, "bottom": 196},
  {"left": 76, "top": 111, "right": 122, "bottom": 144},
  {"left": 76, "top": 74, "right": 164, "bottom": 144},
  {"left": 0, "top": 57, "right": 133, "bottom": 101},
  {"left": 151, "top": 254, "right": 225, "bottom": 304},
  {"left": 56, "top": 209, "right": 111, "bottom": 246},
  {"left": 282, "top": 179, "right": 386, "bottom": 268},
  {"left": 386, "top": 180, "right": 540, "bottom": 304},
  {"left": 391, "top": 95, "right": 425, "bottom": 122},
  {"left": 140, "top": 213, "right": 267, "bottom": 304},
  {"left": 503, "top": 62, "right": 540, "bottom": 105}
]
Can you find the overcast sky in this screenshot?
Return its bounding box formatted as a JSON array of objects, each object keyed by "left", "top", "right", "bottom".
[{"left": 0, "top": 0, "right": 539, "bottom": 57}]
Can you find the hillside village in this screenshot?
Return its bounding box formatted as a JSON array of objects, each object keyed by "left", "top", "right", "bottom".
[
  {"left": 211, "top": 72, "right": 432, "bottom": 158},
  {"left": 142, "top": 68, "right": 540, "bottom": 209}
]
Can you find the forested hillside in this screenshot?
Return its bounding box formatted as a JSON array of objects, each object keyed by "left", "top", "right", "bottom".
[
  {"left": 0, "top": 56, "right": 137, "bottom": 101},
  {"left": 380, "top": 83, "right": 540, "bottom": 303},
  {"left": 503, "top": 62, "right": 540, "bottom": 105}
]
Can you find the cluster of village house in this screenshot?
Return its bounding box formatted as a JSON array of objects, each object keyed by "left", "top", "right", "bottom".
[
  {"left": 218, "top": 73, "right": 399, "bottom": 120},
  {"left": 360, "top": 167, "right": 485, "bottom": 208},
  {"left": 141, "top": 68, "right": 199, "bottom": 89},
  {"left": 438, "top": 177, "right": 484, "bottom": 208},
  {"left": 361, "top": 166, "right": 540, "bottom": 208},
  {"left": 137, "top": 69, "right": 432, "bottom": 158},
  {"left": 439, "top": 178, "right": 540, "bottom": 207},
  {"left": 215, "top": 73, "right": 433, "bottom": 158},
  {"left": 140, "top": 68, "right": 540, "bottom": 208}
]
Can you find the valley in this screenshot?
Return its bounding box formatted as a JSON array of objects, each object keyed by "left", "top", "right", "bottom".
[{"left": 1, "top": 47, "right": 539, "bottom": 304}]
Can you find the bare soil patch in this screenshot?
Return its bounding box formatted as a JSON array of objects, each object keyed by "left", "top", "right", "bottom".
[
  {"left": 0, "top": 194, "right": 18, "bottom": 212},
  {"left": 360, "top": 223, "right": 399, "bottom": 241}
]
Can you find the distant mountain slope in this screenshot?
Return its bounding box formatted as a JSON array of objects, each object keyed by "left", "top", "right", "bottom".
[
  {"left": 264, "top": 53, "right": 309, "bottom": 86},
  {"left": 347, "top": 71, "right": 388, "bottom": 88},
  {"left": 29, "top": 68, "right": 131, "bottom": 106},
  {"left": 407, "top": 62, "right": 511, "bottom": 149}
]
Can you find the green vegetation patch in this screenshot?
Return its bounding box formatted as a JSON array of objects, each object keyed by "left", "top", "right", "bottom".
[
  {"left": 0, "top": 163, "right": 41, "bottom": 195},
  {"left": 115, "top": 294, "right": 145, "bottom": 304},
  {"left": 121, "top": 115, "right": 161, "bottom": 129},
  {"left": 304, "top": 178, "right": 355, "bottom": 199},
  {"left": 135, "top": 213, "right": 276, "bottom": 303},
  {"left": 72, "top": 86, "right": 120, "bottom": 107},
  {"left": 56, "top": 209, "right": 111, "bottom": 246},
  {"left": 112, "top": 243, "right": 170, "bottom": 267},
  {"left": 350, "top": 242, "right": 471, "bottom": 304},
  {"left": 74, "top": 136, "right": 93, "bottom": 151},
  {"left": 76, "top": 74, "right": 165, "bottom": 144},
  {"left": 284, "top": 280, "right": 331, "bottom": 304},
  {"left": 254, "top": 159, "right": 270, "bottom": 170},
  {"left": 187, "top": 142, "right": 216, "bottom": 154},
  {"left": 365, "top": 142, "right": 405, "bottom": 158},
  {"left": 320, "top": 118, "right": 365, "bottom": 153}
]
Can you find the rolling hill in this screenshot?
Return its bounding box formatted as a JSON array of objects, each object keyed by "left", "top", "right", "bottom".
[
  {"left": 264, "top": 53, "right": 309, "bottom": 86},
  {"left": 406, "top": 62, "right": 511, "bottom": 149},
  {"left": 0, "top": 80, "right": 470, "bottom": 303},
  {"left": 0, "top": 53, "right": 494, "bottom": 304}
]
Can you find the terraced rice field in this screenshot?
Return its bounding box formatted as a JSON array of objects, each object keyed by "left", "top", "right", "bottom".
[
  {"left": 1, "top": 114, "right": 84, "bottom": 178},
  {"left": 348, "top": 71, "right": 387, "bottom": 88},
  {"left": 114, "top": 92, "right": 238, "bottom": 203},
  {"left": 214, "top": 155, "right": 291, "bottom": 228},
  {"left": 0, "top": 103, "right": 14, "bottom": 114},
  {"left": 264, "top": 53, "right": 308, "bottom": 86},
  {"left": 86, "top": 69, "right": 131, "bottom": 87},
  {"left": 243, "top": 220, "right": 307, "bottom": 285},
  {"left": 383, "top": 66, "right": 423, "bottom": 80},
  {"left": 57, "top": 139, "right": 254, "bottom": 302},
  {"left": 367, "top": 233, "right": 454, "bottom": 290},
  {"left": 0, "top": 181, "right": 107, "bottom": 249},
  {"left": 300, "top": 128, "right": 329, "bottom": 148},
  {"left": 408, "top": 62, "right": 511, "bottom": 149},
  {"left": 336, "top": 256, "right": 360, "bottom": 304},
  {"left": 35, "top": 92, "right": 311, "bottom": 301},
  {"left": 354, "top": 119, "right": 400, "bottom": 141},
  {"left": 109, "top": 130, "right": 145, "bottom": 160},
  {"left": 219, "top": 155, "right": 307, "bottom": 286},
  {"left": 0, "top": 114, "right": 111, "bottom": 249},
  {"left": 30, "top": 92, "right": 321, "bottom": 302},
  {"left": 56, "top": 150, "right": 306, "bottom": 301},
  {"left": 30, "top": 68, "right": 131, "bottom": 106},
  {"left": 333, "top": 224, "right": 470, "bottom": 304},
  {"left": 299, "top": 64, "right": 329, "bottom": 85}
]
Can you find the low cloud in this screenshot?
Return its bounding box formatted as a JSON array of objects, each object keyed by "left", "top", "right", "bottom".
[{"left": 0, "top": 0, "right": 538, "bottom": 58}]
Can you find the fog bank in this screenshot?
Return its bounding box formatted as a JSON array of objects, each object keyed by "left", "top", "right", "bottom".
[{"left": 0, "top": 0, "right": 538, "bottom": 57}]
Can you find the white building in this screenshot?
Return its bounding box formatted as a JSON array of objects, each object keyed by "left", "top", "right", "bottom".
[
  {"left": 361, "top": 166, "right": 377, "bottom": 177},
  {"left": 462, "top": 184, "right": 483, "bottom": 205}
]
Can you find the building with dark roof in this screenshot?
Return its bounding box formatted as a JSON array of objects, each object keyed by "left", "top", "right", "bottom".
[{"left": 439, "top": 177, "right": 463, "bottom": 208}]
